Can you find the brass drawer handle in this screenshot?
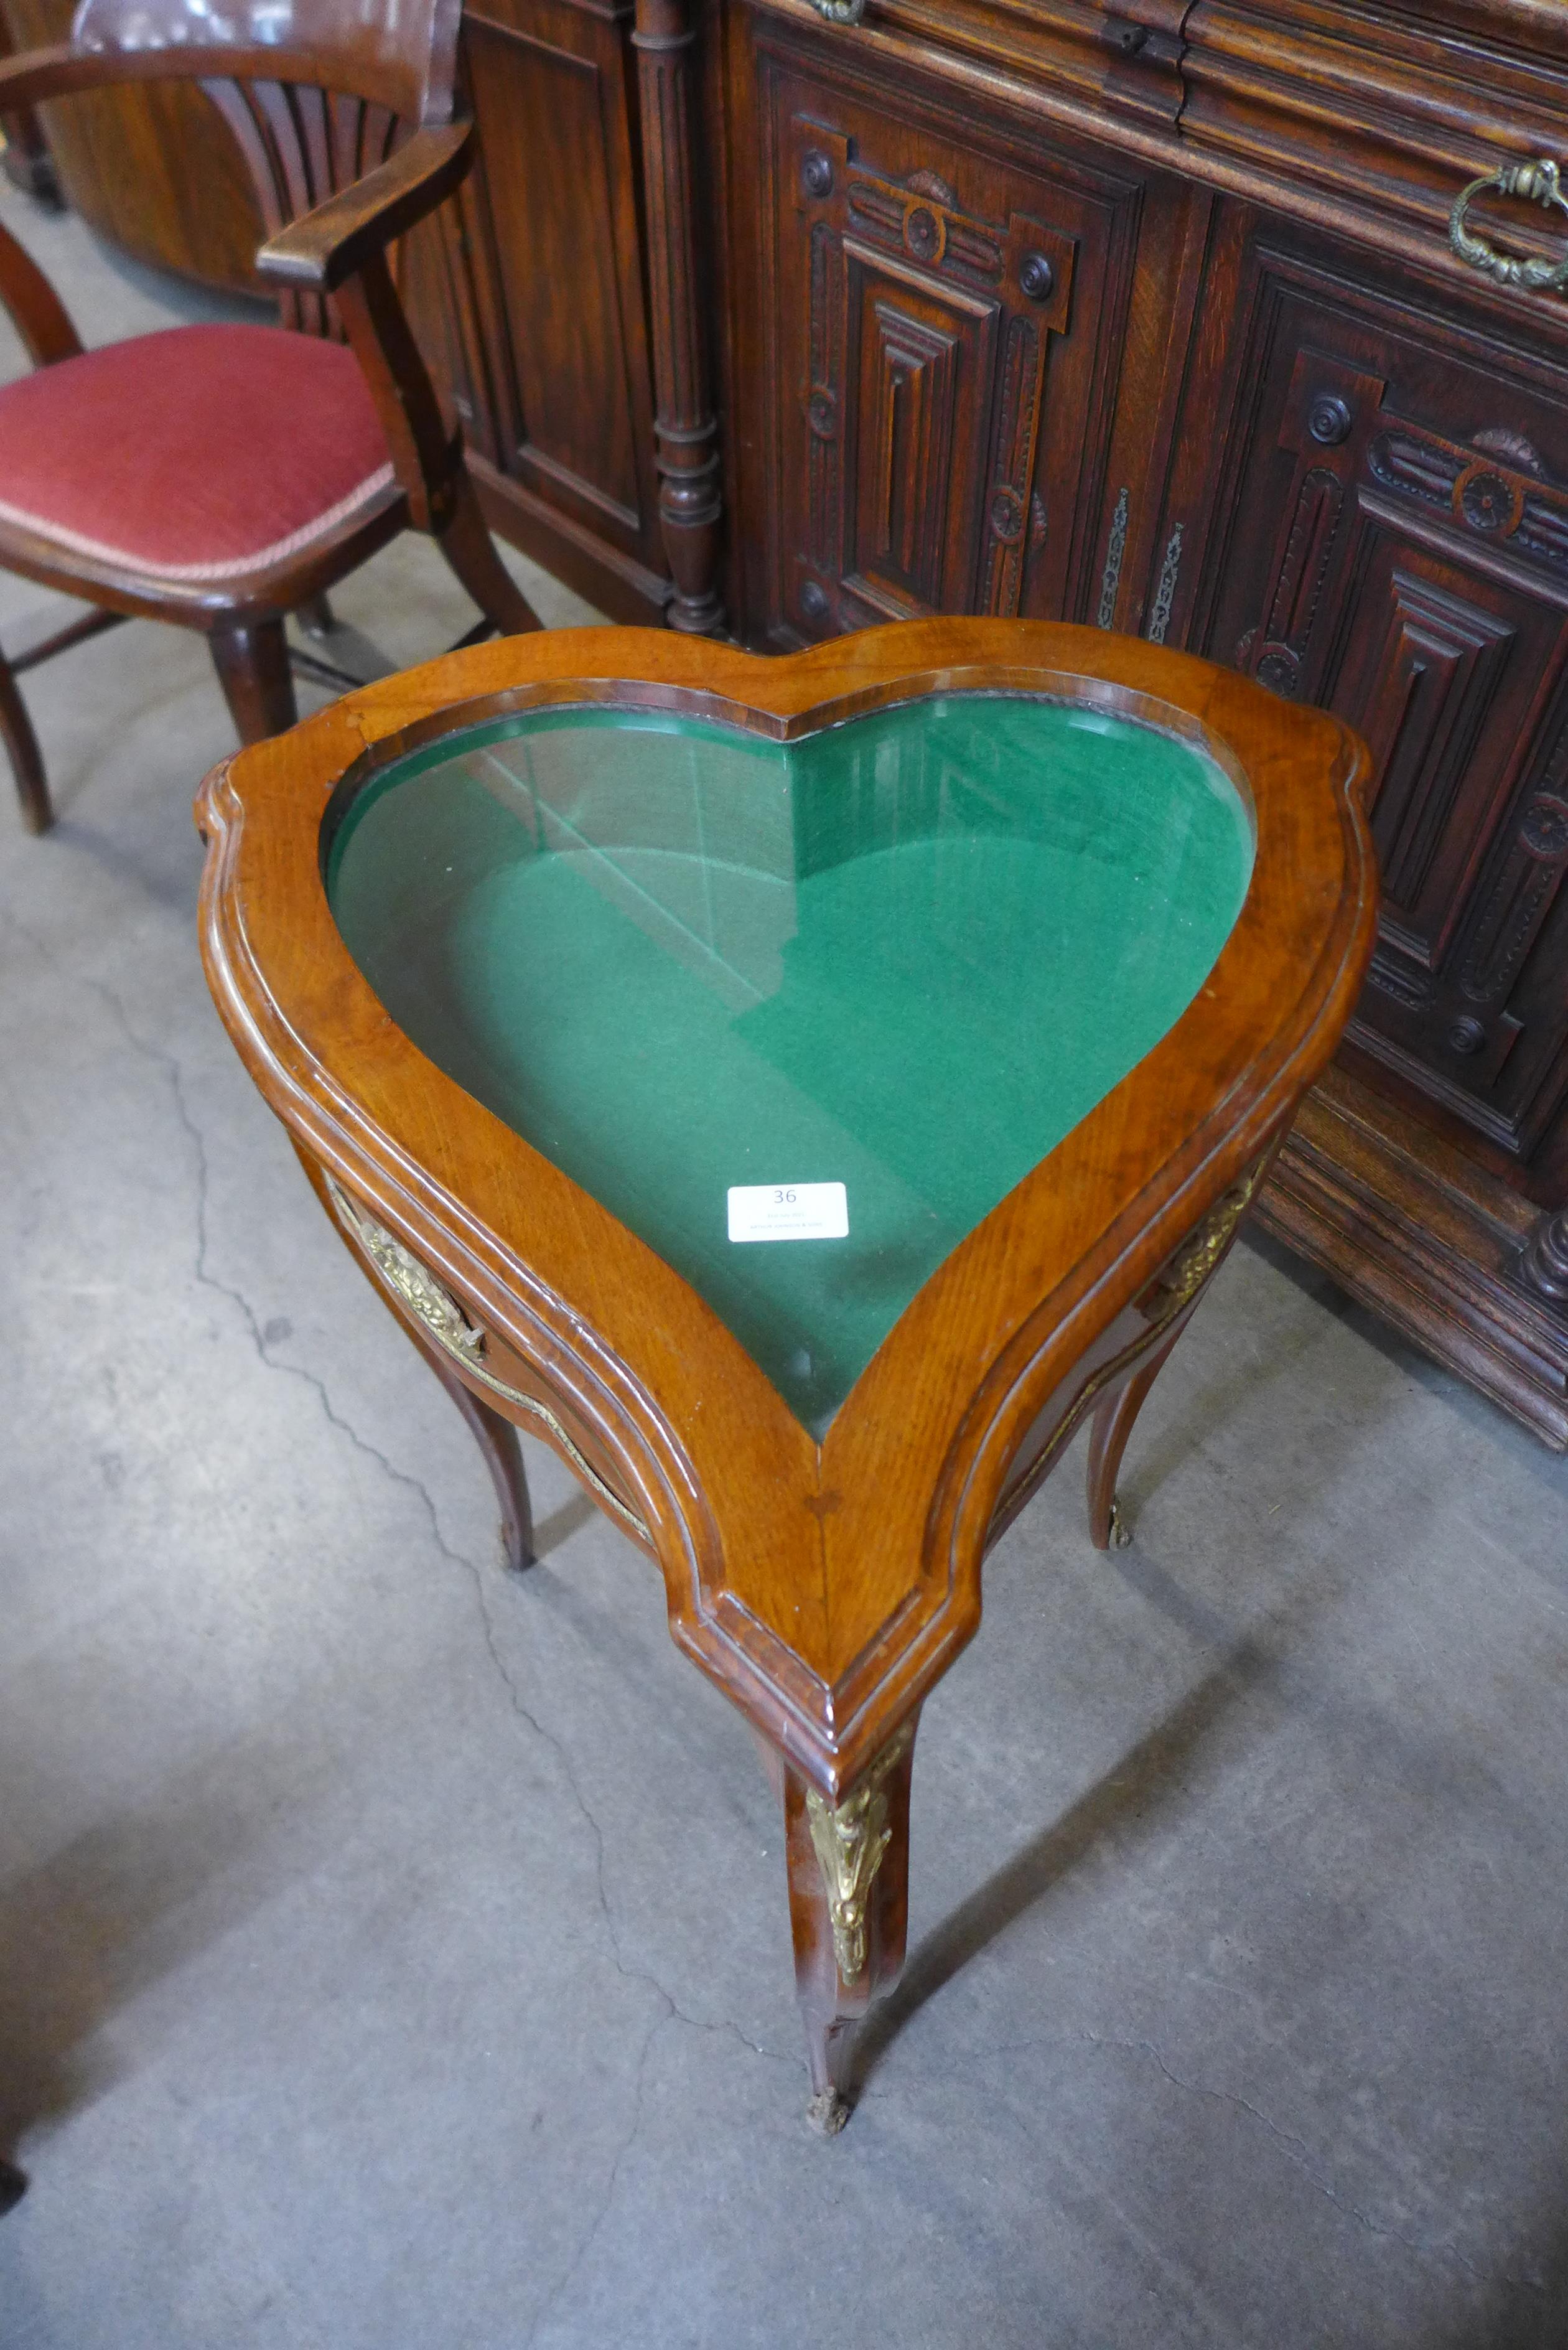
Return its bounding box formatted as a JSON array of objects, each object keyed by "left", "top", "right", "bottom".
[
  {"left": 1450, "top": 158, "right": 1568, "bottom": 293},
  {"left": 326, "top": 1177, "right": 651, "bottom": 1543}
]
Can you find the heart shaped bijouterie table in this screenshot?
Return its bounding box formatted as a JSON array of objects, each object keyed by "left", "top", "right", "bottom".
[{"left": 197, "top": 617, "right": 1376, "bottom": 2129}]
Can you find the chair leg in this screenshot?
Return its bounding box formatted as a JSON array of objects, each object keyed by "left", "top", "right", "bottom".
[
  {"left": 297, "top": 594, "right": 337, "bottom": 640},
  {"left": 210, "top": 619, "right": 298, "bottom": 745},
  {"left": 1086, "top": 1327, "right": 1182, "bottom": 1550},
  {"left": 433, "top": 471, "right": 543, "bottom": 638},
  {"left": 0, "top": 641, "right": 51, "bottom": 834}
]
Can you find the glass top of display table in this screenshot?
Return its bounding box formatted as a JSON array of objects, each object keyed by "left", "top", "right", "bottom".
[{"left": 325, "top": 691, "right": 1253, "bottom": 1431}]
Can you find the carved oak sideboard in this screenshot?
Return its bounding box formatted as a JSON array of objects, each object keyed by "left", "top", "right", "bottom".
[{"left": 10, "top": 0, "right": 1568, "bottom": 1438}]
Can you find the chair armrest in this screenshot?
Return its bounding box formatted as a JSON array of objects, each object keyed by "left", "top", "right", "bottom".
[
  {"left": 0, "top": 44, "right": 100, "bottom": 111},
  {"left": 0, "top": 42, "right": 259, "bottom": 110},
  {"left": 0, "top": 217, "right": 82, "bottom": 367},
  {"left": 256, "top": 121, "right": 472, "bottom": 296}
]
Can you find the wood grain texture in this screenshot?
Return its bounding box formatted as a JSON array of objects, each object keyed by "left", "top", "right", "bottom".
[
  {"left": 195, "top": 616, "right": 1375, "bottom": 2111},
  {"left": 1258, "top": 1062, "right": 1568, "bottom": 1448},
  {"left": 196, "top": 616, "right": 1376, "bottom": 1795},
  {"left": 633, "top": 0, "right": 725, "bottom": 631},
  {"left": 448, "top": 0, "right": 668, "bottom": 592}
]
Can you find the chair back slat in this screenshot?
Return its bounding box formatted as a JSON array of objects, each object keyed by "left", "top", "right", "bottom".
[
  {"left": 55, "top": 0, "right": 455, "bottom": 337},
  {"left": 201, "top": 76, "right": 403, "bottom": 336},
  {"left": 294, "top": 84, "right": 334, "bottom": 215}
]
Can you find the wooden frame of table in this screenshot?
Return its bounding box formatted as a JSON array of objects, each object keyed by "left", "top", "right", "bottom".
[{"left": 196, "top": 616, "right": 1376, "bottom": 2128}]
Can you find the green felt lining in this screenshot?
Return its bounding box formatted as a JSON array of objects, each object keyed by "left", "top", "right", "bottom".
[{"left": 325, "top": 693, "right": 1253, "bottom": 1431}]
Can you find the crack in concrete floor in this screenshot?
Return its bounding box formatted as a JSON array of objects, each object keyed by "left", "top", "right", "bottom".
[{"left": 1, "top": 902, "right": 816, "bottom": 2337}]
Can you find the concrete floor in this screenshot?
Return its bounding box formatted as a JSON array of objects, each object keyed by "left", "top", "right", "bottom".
[{"left": 3, "top": 184, "right": 1568, "bottom": 2350}]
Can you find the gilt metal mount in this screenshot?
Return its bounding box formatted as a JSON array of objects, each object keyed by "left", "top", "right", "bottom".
[
  {"left": 325, "top": 1177, "right": 650, "bottom": 1542},
  {"left": 804, "top": 1726, "right": 913, "bottom": 1982}
]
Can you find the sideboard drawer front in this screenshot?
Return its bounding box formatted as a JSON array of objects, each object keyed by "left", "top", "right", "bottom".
[{"left": 750, "top": 42, "right": 1145, "bottom": 644}]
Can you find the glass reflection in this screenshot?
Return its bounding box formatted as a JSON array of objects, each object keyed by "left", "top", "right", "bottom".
[{"left": 326, "top": 694, "right": 1253, "bottom": 1431}]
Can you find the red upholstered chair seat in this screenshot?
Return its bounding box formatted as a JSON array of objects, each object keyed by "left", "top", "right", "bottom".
[{"left": 0, "top": 323, "right": 396, "bottom": 580}]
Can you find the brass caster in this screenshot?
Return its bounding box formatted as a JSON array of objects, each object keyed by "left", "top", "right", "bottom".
[
  {"left": 806, "top": 2089, "right": 851, "bottom": 2136},
  {"left": 1108, "top": 1497, "right": 1133, "bottom": 1548}
]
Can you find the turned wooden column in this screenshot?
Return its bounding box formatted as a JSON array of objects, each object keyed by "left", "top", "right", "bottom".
[{"left": 632, "top": 0, "right": 725, "bottom": 635}]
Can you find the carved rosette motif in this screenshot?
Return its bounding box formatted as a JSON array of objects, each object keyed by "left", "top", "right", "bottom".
[
  {"left": 1236, "top": 357, "right": 1381, "bottom": 694},
  {"left": 1458, "top": 794, "right": 1568, "bottom": 1012},
  {"left": 792, "top": 119, "right": 1074, "bottom": 626},
  {"left": 804, "top": 1725, "right": 913, "bottom": 1982},
  {"left": 1368, "top": 415, "right": 1568, "bottom": 578},
  {"left": 1238, "top": 467, "right": 1342, "bottom": 688}
]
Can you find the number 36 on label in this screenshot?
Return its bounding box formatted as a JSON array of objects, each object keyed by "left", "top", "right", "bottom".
[{"left": 727, "top": 1181, "right": 849, "bottom": 1244}]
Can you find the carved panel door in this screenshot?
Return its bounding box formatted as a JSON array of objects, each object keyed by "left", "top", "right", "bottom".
[
  {"left": 747, "top": 47, "right": 1144, "bottom": 645},
  {"left": 1192, "top": 256, "right": 1568, "bottom": 1187},
  {"left": 401, "top": 0, "right": 670, "bottom": 617}
]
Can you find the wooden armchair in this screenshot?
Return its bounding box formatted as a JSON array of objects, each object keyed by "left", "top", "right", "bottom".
[{"left": 0, "top": 0, "right": 540, "bottom": 834}]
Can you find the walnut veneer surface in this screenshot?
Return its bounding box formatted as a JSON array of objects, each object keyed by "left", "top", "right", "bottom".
[
  {"left": 195, "top": 615, "right": 1376, "bottom": 2124},
  {"left": 17, "top": 0, "right": 1568, "bottom": 1438}
]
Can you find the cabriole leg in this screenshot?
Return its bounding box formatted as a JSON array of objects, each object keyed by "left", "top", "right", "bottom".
[
  {"left": 1086, "top": 1327, "right": 1182, "bottom": 1550},
  {"left": 406, "top": 1320, "right": 535, "bottom": 1573},
  {"left": 780, "top": 1720, "right": 917, "bottom": 2133},
  {"left": 291, "top": 1140, "right": 534, "bottom": 1570}
]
